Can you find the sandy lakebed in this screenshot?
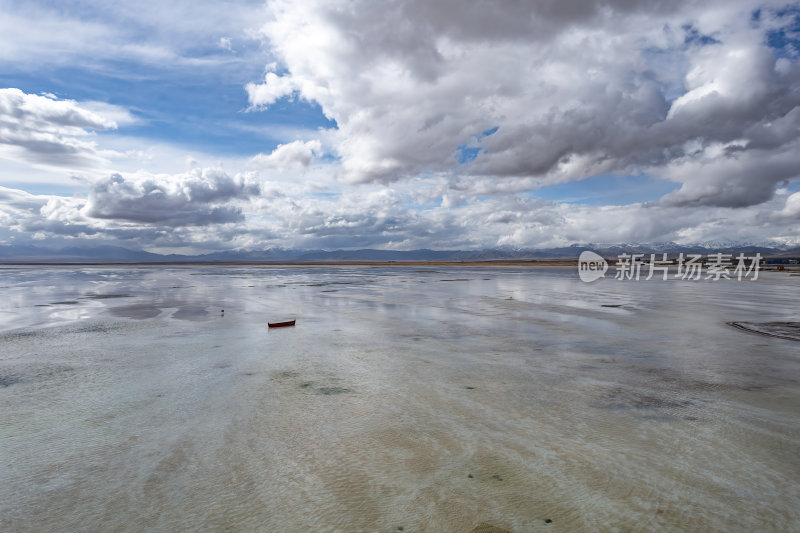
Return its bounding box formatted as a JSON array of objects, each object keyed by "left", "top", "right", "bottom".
[{"left": 1, "top": 264, "right": 799, "bottom": 532}]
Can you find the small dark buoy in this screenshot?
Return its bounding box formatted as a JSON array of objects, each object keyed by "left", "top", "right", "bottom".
[
  {"left": 544, "top": 518, "right": 552, "bottom": 524},
  {"left": 468, "top": 473, "right": 473, "bottom": 478}
]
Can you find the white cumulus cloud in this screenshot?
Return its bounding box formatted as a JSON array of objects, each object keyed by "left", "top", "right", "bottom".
[
  {"left": 0, "top": 88, "right": 126, "bottom": 168},
  {"left": 249, "top": 139, "right": 322, "bottom": 171},
  {"left": 246, "top": 72, "right": 299, "bottom": 108},
  {"left": 250, "top": 0, "right": 800, "bottom": 207}
]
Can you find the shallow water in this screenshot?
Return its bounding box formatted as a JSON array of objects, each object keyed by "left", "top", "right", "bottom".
[{"left": 1, "top": 265, "right": 799, "bottom": 532}]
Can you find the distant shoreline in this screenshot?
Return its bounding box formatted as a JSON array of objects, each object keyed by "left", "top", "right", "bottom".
[
  {"left": 2, "top": 260, "right": 798, "bottom": 271},
  {"left": 0, "top": 260, "right": 579, "bottom": 267}
]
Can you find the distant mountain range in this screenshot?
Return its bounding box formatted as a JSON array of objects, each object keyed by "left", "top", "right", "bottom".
[{"left": 1, "top": 242, "right": 798, "bottom": 263}]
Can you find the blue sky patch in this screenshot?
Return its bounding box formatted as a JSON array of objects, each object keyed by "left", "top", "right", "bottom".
[
  {"left": 532, "top": 174, "right": 680, "bottom": 205},
  {"left": 456, "top": 126, "right": 499, "bottom": 164}
]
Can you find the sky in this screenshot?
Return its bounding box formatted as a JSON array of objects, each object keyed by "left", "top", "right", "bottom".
[{"left": 0, "top": 0, "right": 799, "bottom": 254}]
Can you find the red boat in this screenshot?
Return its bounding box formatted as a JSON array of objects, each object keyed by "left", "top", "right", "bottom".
[{"left": 268, "top": 319, "right": 296, "bottom": 328}]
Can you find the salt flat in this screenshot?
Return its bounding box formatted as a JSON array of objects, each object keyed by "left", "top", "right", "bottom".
[{"left": 1, "top": 265, "right": 799, "bottom": 532}]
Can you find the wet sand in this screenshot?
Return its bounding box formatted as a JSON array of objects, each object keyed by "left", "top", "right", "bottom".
[{"left": 1, "top": 265, "right": 799, "bottom": 532}]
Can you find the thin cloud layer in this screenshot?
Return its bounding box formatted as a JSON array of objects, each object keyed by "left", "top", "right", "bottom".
[
  {"left": 251, "top": 0, "right": 800, "bottom": 207},
  {"left": 0, "top": 0, "right": 266, "bottom": 68}
]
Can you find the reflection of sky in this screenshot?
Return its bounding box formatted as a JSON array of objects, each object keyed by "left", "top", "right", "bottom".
[
  {"left": 2, "top": 265, "right": 799, "bottom": 384},
  {"left": 3, "top": 265, "right": 798, "bottom": 353}
]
